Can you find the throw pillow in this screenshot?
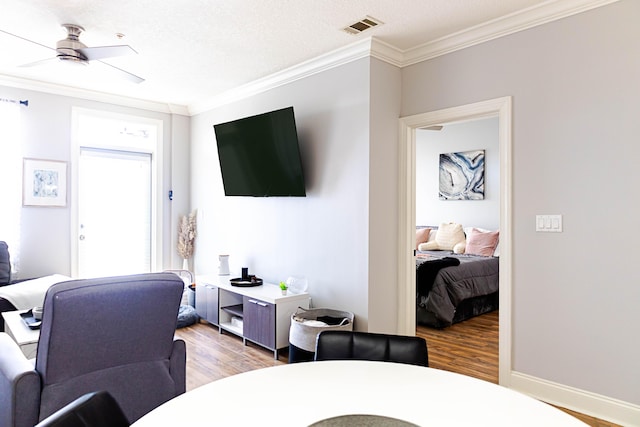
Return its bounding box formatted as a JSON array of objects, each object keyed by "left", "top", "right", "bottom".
[
  {"left": 415, "top": 228, "right": 430, "bottom": 250},
  {"left": 436, "top": 222, "right": 466, "bottom": 253},
  {"left": 465, "top": 228, "right": 500, "bottom": 257},
  {"left": 419, "top": 223, "right": 466, "bottom": 253}
]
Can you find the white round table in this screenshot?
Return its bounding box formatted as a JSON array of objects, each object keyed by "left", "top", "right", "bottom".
[{"left": 132, "top": 361, "right": 586, "bottom": 426}]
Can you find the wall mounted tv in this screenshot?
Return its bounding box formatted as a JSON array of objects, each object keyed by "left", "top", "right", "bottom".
[{"left": 214, "top": 106, "right": 306, "bottom": 197}]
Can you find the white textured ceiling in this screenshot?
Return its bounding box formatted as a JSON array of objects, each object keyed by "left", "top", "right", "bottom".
[{"left": 0, "top": 0, "right": 611, "bottom": 113}]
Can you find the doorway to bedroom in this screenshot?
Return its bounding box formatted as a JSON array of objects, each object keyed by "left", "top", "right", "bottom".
[
  {"left": 415, "top": 117, "right": 500, "bottom": 383},
  {"left": 397, "top": 96, "right": 512, "bottom": 385}
]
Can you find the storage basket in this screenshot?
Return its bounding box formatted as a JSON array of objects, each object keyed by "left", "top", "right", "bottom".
[{"left": 288, "top": 307, "right": 354, "bottom": 363}]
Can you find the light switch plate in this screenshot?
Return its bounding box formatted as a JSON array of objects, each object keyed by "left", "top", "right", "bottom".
[{"left": 536, "top": 214, "right": 562, "bottom": 232}]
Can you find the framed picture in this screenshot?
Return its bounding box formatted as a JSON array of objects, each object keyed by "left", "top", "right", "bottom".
[
  {"left": 22, "top": 158, "right": 68, "bottom": 207},
  {"left": 439, "top": 149, "right": 485, "bottom": 200}
]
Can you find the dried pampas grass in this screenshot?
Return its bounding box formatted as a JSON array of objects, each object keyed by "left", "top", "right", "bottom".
[{"left": 178, "top": 210, "right": 197, "bottom": 259}]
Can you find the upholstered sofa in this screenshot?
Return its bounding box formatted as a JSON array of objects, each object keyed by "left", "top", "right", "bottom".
[{"left": 0, "top": 241, "right": 72, "bottom": 332}]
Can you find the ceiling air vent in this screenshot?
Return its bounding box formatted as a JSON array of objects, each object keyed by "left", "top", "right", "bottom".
[{"left": 343, "top": 16, "right": 384, "bottom": 35}]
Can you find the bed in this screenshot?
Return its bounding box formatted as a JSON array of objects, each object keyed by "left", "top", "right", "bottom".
[{"left": 415, "top": 224, "right": 499, "bottom": 328}]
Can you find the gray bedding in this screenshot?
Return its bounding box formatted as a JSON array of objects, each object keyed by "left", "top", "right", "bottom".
[{"left": 416, "top": 250, "right": 499, "bottom": 328}]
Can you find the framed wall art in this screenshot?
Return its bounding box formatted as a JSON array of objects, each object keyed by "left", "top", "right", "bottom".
[
  {"left": 439, "top": 150, "right": 485, "bottom": 200},
  {"left": 22, "top": 158, "right": 68, "bottom": 207}
]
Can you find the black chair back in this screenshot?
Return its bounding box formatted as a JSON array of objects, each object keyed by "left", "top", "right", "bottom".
[
  {"left": 35, "top": 391, "right": 129, "bottom": 427},
  {"left": 314, "top": 330, "right": 429, "bottom": 366}
]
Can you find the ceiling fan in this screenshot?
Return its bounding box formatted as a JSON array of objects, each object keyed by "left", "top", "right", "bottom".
[{"left": 1, "top": 24, "right": 144, "bottom": 84}]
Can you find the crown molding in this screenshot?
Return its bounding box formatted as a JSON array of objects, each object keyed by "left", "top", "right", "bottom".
[
  {"left": 188, "top": 38, "right": 376, "bottom": 115},
  {"left": 189, "top": 37, "right": 407, "bottom": 115},
  {"left": 369, "top": 38, "right": 404, "bottom": 67},
  {"left": 0, "top": 73, "right": 190, "bottom": 115},
  {"left": 190, "top": 0, "right": 619, "bottom": 115},
  {"left": 402, "top": 0, "right": 621, "bottom": 65}
]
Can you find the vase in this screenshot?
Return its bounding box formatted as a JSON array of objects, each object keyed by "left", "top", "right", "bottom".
[
  {"left": 182, "top": 258, "right": 189, "bottom": 271},
  {"left": 218, "top": 254, "right": 230, "bottom": 275}
]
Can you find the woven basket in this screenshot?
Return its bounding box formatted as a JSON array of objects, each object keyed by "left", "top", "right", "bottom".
[{"left": 289, "top": 307, "right": 354, "bottom": 352}]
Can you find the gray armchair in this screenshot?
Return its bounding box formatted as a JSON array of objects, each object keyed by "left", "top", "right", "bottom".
[{"left": 0, "top": 272, "right": 186, "bottom": 427}]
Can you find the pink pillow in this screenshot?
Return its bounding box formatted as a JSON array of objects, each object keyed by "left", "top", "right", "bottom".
[
  {"left": 416, "top": 228, "right": 431, "bottom": 250},
  {"left": 465, "top": 228, "right": 499, "bottom": 257}
]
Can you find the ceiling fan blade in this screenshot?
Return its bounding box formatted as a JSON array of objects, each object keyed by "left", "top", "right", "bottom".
[
  {"left": 98, "top": 60, "right": 145, "bottom": 84},
  {"left": 0, "top": 28, "right": 56, "bottom": 52},
  {"left": 79, "top": 45, "right": 137, "bottom": 61},
  {"left": 19, "top": 56, "right": 58, "bottom": 68}
]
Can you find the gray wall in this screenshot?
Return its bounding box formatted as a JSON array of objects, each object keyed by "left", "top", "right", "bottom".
[
  {"left": 416, "top": 117, "right": 499, "bottom": 230},
  {"left": 169, "top": 113, "right": 192, "bottom": 270},
  {"left": 402, "top": 0, "right": 639, "bottom": 406},
  {"left": 0, "top": 84, "right": 190, "bottom": 279},
  {"left": 191, "top": 58, "right": 381, "bottom": 330},
  {"left": 368, "top": 58, "right": 402, "bottom": 332}
]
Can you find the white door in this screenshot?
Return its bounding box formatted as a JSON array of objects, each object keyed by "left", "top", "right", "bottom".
[{"left": 78, "top": 147, "right": 152, "bottom": 278}]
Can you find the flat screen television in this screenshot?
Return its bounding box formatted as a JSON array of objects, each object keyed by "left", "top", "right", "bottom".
[{"left": 214, "top": 106, "right": 306, "bottom": 197}]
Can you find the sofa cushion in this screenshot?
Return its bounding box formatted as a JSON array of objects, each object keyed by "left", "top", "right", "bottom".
[
  {"left": 0, "top": 274, "right": 72, "bottom": 310},
  {"left": 0, "top": 242, "right": 10, "bottom": 286}
]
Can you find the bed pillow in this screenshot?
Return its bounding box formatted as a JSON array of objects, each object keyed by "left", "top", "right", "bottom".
[
  {"left": 415, "top": 228, "right": 431, "bottom": 250},
  {"left": 420, "top": 223, "right": 466, "bottom": 253},
  {"left": 465, "top": 228, "right": 500, "bottom": 257}
]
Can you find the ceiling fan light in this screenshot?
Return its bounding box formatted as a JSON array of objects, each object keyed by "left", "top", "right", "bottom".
[
  {"left": 57, "top": 54, "right": 89, "bottom": 66},
  {"left": 56, "top": 36, "right": 88, "bottom": 61}
]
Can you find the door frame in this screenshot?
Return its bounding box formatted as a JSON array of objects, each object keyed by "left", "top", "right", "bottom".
[
  {"left": 396, "top": 96, "right": 512, "bottom": 385},
  {"left": 70, "top": 107, "right": 164, "bottom": 277}
]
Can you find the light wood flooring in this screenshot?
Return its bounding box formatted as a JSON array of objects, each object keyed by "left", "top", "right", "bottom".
[
  {"left": 416, "top": 311, "right": 620, "bottom": 427},
  {"left": 175, "top": 313, "right": 619, "bottom": 427}
]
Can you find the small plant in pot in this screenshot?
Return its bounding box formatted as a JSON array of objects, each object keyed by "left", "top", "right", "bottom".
[{"left": 279, "top": 281, "right": 288, "bottom": 295}]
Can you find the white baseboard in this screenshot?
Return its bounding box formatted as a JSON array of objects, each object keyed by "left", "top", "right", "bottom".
[{"left": 509, "top": 371, "right": 640, "bottom": 427}]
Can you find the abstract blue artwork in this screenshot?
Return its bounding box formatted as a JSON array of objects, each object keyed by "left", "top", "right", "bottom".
[
  {"left": 33, "top": 169, "right": 59, "bottom": 198},
  {"left": 439, "top": 150, "right": 485, "bottom": 200},
  {"left": 23, "top": 158, "right": 67, "bottom": 207}
]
